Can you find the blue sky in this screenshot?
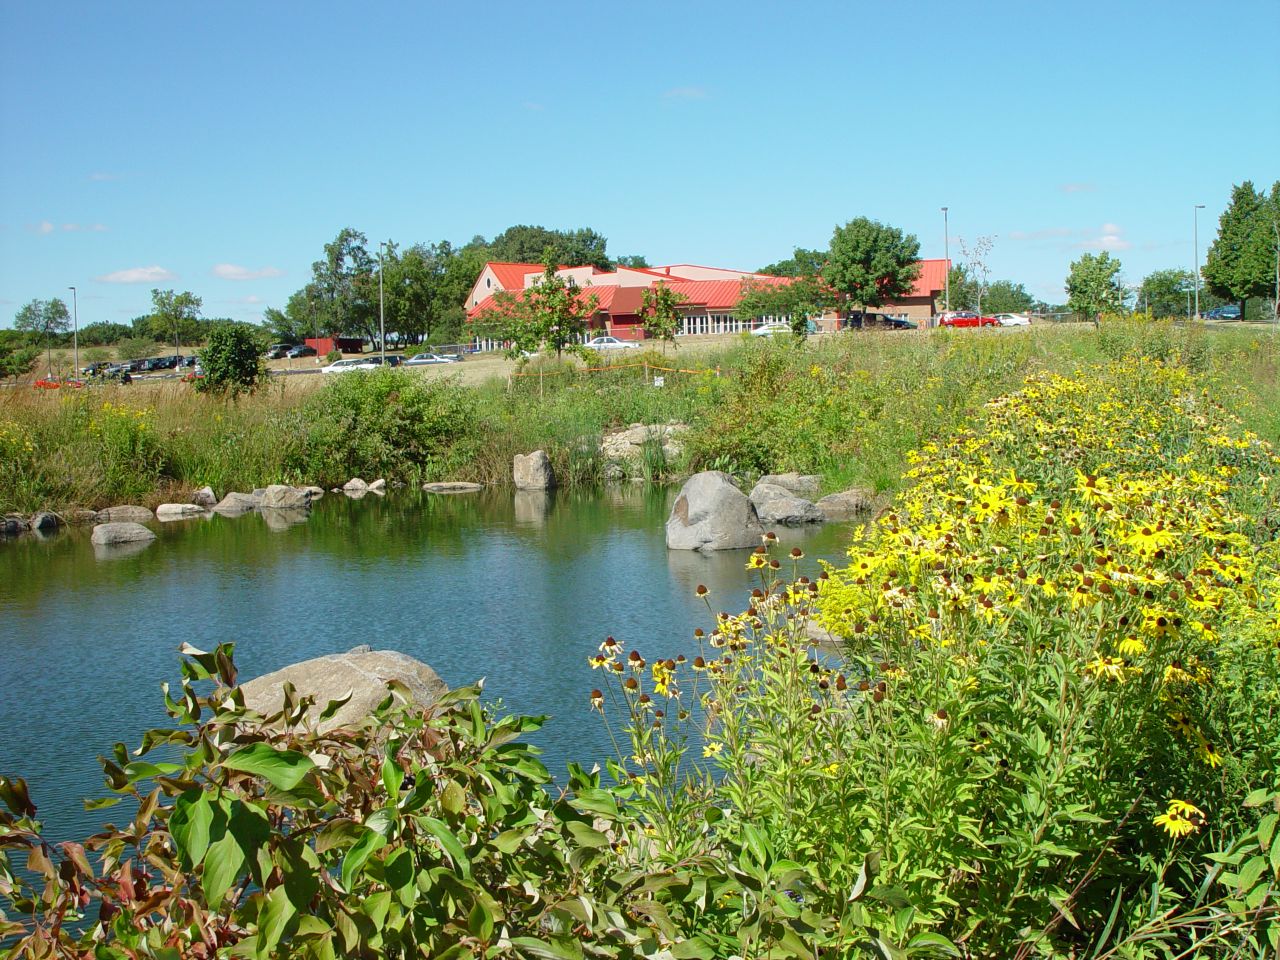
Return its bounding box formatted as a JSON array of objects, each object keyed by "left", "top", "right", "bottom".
[{"left": 2, "top": 0, "right": 1277, "bottom": 326}]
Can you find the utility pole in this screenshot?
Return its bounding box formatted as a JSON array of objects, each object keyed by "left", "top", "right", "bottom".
[
  {"left": 941, "top": 206, "right": 950, "bottom": 324},
  {"left": 1193, "top": 204, "right": 1205, "bottom": 320},
  {"left": 378, "top": 242, "right": 387, "bottom": 362},
  {"left": 68, "top": 286, "right": 79, "bottom": 376}
]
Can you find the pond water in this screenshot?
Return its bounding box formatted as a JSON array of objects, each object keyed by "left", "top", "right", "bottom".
[{"left": 0, "top": 485, "right": 855, "bottom": 845}]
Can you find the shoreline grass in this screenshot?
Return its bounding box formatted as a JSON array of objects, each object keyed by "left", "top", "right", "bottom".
[{"left": 2, "top": 322, "right": 1276, "bottom": 517}]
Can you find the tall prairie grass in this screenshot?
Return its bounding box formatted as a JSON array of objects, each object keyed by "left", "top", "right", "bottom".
[{"left": 2, "top": 321, "right": 1276, "bottom": 515}]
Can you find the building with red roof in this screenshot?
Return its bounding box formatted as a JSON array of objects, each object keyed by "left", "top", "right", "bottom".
[{"left": 465, "top": 257, "right": 950, "bottom": 342}]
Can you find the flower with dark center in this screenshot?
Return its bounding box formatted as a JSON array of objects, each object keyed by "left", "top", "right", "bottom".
[
  {"left": 589, "top": 689, "right": 604, "bottom": 711},
  {"left": 696, "top": 584, "right": 709, "bottom": 597}
]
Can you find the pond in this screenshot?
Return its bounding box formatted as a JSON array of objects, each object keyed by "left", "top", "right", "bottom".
[{"left": 0, "top": 485, "right": 855, "bottom": 845}]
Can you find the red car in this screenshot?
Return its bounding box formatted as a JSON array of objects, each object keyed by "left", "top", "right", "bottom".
[{"left": 939, "top": 311, "right": 999, "bottom": 328}]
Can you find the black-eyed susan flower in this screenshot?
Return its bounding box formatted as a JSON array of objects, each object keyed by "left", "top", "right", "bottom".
[{"left": 1153, "top": 799, "right": 1204, "bottom": 838}]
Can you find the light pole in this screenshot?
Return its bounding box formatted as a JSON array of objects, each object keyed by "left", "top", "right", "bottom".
[
  {"left": 67, "top": 286, "right": 79, "bottom": 376},
  {"left": 1193, "top": 204, "right": 1205, "bottom": 320},
  {"left": 941, "top": 207, "right": 950, "bottom": 323},
  {"left": 378, "top": 242, "right": 387, "bottom": 362}
]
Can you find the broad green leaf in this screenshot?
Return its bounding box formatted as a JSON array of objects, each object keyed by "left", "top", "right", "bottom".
[
  {"left": 318, "top": 690, "right": 353, "bottom": 723},
  {"left": 341, "top": 826, "right": 386, "bottom": 892},
  {"left": 222, "top": 743, "right": 316, "bottom": 791},
  {"left": 169, "top": 789, "right": 214, "bottom": 869},
  {"left": 203, "top": 830, "right": 245, "bottom": 907},
  {"left": 906, "top": 931, "right": 962, "bottom": 957},
  {"left": 571, "top": 788, "right": 619, "bottom": 819},
  {"left": 566, "top": 821, "right": 609, "bottom": 849},
  {"left": 257, "top": 885, "right": 296, "bottom": 957},
  {"left": 418, "top": 816, "right": 471, "bottom": 879},
  {"left": 468, "top": 898, "right": 494, "bottom": 941},
  {"left": 670, "top": 938, "right": 716, "bottom": 959}
]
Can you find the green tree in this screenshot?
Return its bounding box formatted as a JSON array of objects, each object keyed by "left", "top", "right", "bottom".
[
  {"left": 1065, "top": 252, "right": 1124, "bottom": 320},
  {"left": 150, "top": 288, "right": 204, "bottom": 349},
  {"left": 478, "top": 254, "right": 598, "bottom": 358},
  {"left": 824, "top": 218, "right": 921, "bottom": 317},
  {"left": 734, "top": 276, "right": 831, "bottom": 338},
  {"left": 487, "top": 225, "right": 611, "bottom": 270},
  {"left": 312, "top": 228, "right": 376, "bottom": 342},
  {"left": 940, "top": 265, "right": 978, "bottom": 311},
  {"left": 758, "top": 247, "right": 828, "bottom": 277},
  {"left": 638, "top": 282, "right": 687, "bottom": 349},
  {"left": 0, "top": 329, "right": 39, "bottom": 379},
  {"left": 14, "top": 298, "right": 70, "bottom": 375},
  {"left": 197, "top": 323, "right": 266, "bottom": 394},
  {"left": 615, "top": 254, "right": 650, "bottom": 268},
  {"left": 1203, "top": 180, "right": 1279, "bottom": 320},
  {"left": 982, "top": 280, "right": 1034, "bottom": 315},
  {"left": 1138, "top": 268, "right": 1195, "bottom": 318},
  {"left": 77, "top": 320, "right": 133, "bottom": 346}
]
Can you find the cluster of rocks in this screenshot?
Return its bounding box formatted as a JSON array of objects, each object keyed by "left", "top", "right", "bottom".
[
  {"left": 600, "top": 423, "right": 688, "bottom": 481},
  {"left": 666, "top": 470, "right": 874, "bottom": 552}
]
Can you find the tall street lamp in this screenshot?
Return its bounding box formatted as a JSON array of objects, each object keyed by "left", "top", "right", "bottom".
[
  {"left": 378, "top": 242, "right": 388, "bottom": 363},
  {"left": 67, "top": 285, "right": 79, "bottom": 376},
  {"left": 941, "top": 207, "right": 950, "bottom": 321},
  {"left": 1194, "top": 204, "right": 1205, "bottom": 320}
]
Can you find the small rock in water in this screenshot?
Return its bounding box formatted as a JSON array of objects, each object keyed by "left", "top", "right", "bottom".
[
  {"left": 368, "top": 478, "right": 387, "bottom": 493},
  {"left": 156, "top": 503, "right": 208, "bottom": 522},
  {"left": 513, "top": 451, "right": 555, "bottom": 490},
  {"left": 90, "top": 521, "right": 157, "bottom": 546},
  {"left": 343, "top": 477, "right": 369, "bottom": 492},
  {"left": 191, "top": 486, "right": 217, "bottom": 507},
  {"left": 30, "top": 512, "right": 61, "bottom": 532},
  {"left": 96, "top": 504, "right": 155, "bottom": 523}
]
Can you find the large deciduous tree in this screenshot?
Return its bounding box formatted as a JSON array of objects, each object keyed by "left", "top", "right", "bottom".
[
  {"left": 150, "top": 288, "right": 204, "bottom": 348},
  {"left": 1203, "top": 180, "right": 1280, "bottom": 320},
  {"left": 734, "top": 276, "right": 831, "bottom": 339},
  {"left": 758, "top": 247, "right": 828, "bottom": 278},
  {"left": 982, "top": 280, "right": 1034, "bottom": 315},
  {"left": 1065, "top": 252, "right": 1124, "bottom": 321},
  {"left": 14, "top": 298, "right": 70, "bottom": 375},
  {"left": 1138, "top": 269, "right": 1195, "bottom": 318},
  {"left": 487, "top": 225, "right": 612, "bottom": 271},
  {"left": 824, "top": 218, "right": 921, "bottom": 317}
]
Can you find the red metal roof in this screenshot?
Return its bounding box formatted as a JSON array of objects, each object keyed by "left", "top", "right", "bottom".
[
  {"left": 467, "top": 283, "right": 648, "bottom": 320},
  {"left": 906, "top": 259, "right": 949, "bottom": 299},
  {"left": 486, "top": 262, "right": 548, "bottom": 289},
  {"left": 665, "top": 276, "right": 792, "bottom": 311}
]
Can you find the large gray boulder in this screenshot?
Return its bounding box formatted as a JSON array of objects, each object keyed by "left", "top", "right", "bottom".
[
  {"left": 343, "top": 477, "right": 369, "bottom": 493},
  {"left": 260, "top": 484, "right": 311, "bottom": 510},
  {"left": 758, "top": 473, "right": 821, "bottom": 499},
  {"left": 90, "top": 521, "right": 157, "bottom": 546},
  {"left": 214, "top": 492, "right": 260, "bottom": 516},
  {"left": 513, "top": 451, "right": 555, "bottom": 490},
  {"left": 191, "top": 486, "right": 218, "bottom": 507},
  {"left": 68, "top": 509, "right": 99, "bottom": 525},
  {"left": 666, "top": 471, "right": 764, "bottom": 551},
  {"left": 96, "top": 504, "right": 155, "bottom": 523},
  {"left": 749, "top": 482, "right": 823, "bottom": 525},
  {"left": 2, "top": 515, "right": 29, "bottom": 537},
  {"left": 240, "top": 647, "right": 448, "bottom": 733},
  {"left": 816, "top": 487, "right": 875, "bottom": 520},
  {"left": 156, "top": 503, "right": 208, "bottom": 522}
]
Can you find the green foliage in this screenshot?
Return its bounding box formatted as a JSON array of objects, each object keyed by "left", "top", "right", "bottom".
[
  {"left": 12, "top": 297, "right": 70, "bottom": 338},
  {"left": 197, "top": 323, "right": 267, "bottom": 394},
  {"left": 289, "top": 368, "right": 475, "bottom": 485},
  {"left": 1204, "top": 180, "right": 1280, "bottom": 317},
  {"left": 639, "top": 282, "right": 686, "bottom": 347},
  {"left": 1139, "top": 267, "right": 1196, "bottom": 318},
  {"left": 77, "top": 321, "right": 134, "bottom": 346},
  {"left": 117, "top": 336, "right": 161, "bottom": 361},
  {"left": 735, "top": 276, "right": 831, "bottom": 339},
  {"left": 825, "top": 217, "right": 922, "bottom": 313},
  {"left": 1066, "top": 251, "right": 1124, "bottom": 320},
  {"left": 0, "top": 644, "right": 859, "bottom": 958},
  {"left": 758, "top": 246, "right": 828, "bottom": 277},
  {"left": 148, "top": 288, "right": 204, "bottom": 345},
  {"left": 0, "top": 329, "right": 39, "bottom": 378},
  {"left": 479, "top": 254, "right": 599, "bottom": 359},
  {"left": 981, "top": 279, "right": 1034, "bottom": 314},
  {"left": 488, "top": 223, "right": 612, "bottom": 270}
]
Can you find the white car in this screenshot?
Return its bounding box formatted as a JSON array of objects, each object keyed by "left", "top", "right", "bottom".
[
  {"left": 751, "top": 322, "right": 791, "bottom": 337},
  {"left": 321, "top": 357, "right": 380, "bottom": 374},
  {"left": 993, "top": 313, "right": 1031, "bottom": 327},
  {"left": 585, "top": 336, "right": 640, "bottom": 350},
  {"left": 405, "top": 353, "right": 459, "bottom": 365}
]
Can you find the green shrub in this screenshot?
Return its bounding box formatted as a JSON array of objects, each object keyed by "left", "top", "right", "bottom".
[
  {"left": 289, "top": 368, "right": 474, "bottom": 485},
  {"left": 197, "top": 323, "right": 266, "bottom": 394}
]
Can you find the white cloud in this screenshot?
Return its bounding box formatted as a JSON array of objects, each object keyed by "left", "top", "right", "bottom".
[
  {"left": 62, "top": 223, "right": 109, "bottom": 232},
  {"left": 1060, "top": 182, "right": 1097, "bottom": 194},
  {"left": 27, "top": 220, "right": 56, "bottom": 234},
  {"left": 1079, "top": 223, "right": 1132, "bottom": 251},
  {"left": 212, "top": 263, "right": 284, "bottom": 281},
  {"left": 95, "top": 265, "right": 177, "bottom": 284},
  {"left": 663, "top": 85, "right": 708, "bottom": 100}
]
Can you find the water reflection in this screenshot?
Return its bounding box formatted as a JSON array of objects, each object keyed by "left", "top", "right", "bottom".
[{"left": 0, "top": 486, "right": 855, "bottom": 845}]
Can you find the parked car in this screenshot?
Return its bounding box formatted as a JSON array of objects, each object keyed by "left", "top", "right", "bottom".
[
  {"left": 939, "top": 311, "right": 999, "bottom": 328},
  {"left": 585, "top": 335, "right": 641, "bottom": 350},
  {"left": 993, "top": 313, "right": 1032, "bottom": 327},
  {"left": 406, "top": 352, "right": 459, "bottom": 365},
  {"left": 1202, "top": 305, "right": 1242, "bottom": 321},
  {"left": 265, "top": 343, "right": 292, "bottom": 360},
  {"left": 322, "top": 357, "right": 380, "bottom": 374},
  {"left": 180, "top": 355, "right": 197, "bottom": 368},
  {"left": 751, "top": 322, "right": 793, "bottom": 337},
  {"left": 102, "top": 364, "right": 133, "bottom": 382},
  {"left": 851, "top": 312, "right": 917, "bottom": 331},
  {"left": 285, "top": 344, "right": 316, "bottom": 358},
  {"left": 384, "top": 354, "right": 405, "bottom": 367}
]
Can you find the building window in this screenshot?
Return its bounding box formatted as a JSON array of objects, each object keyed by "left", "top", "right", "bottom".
[{"left": 486, "top": 277, "right": 491, "bottom": 288}]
